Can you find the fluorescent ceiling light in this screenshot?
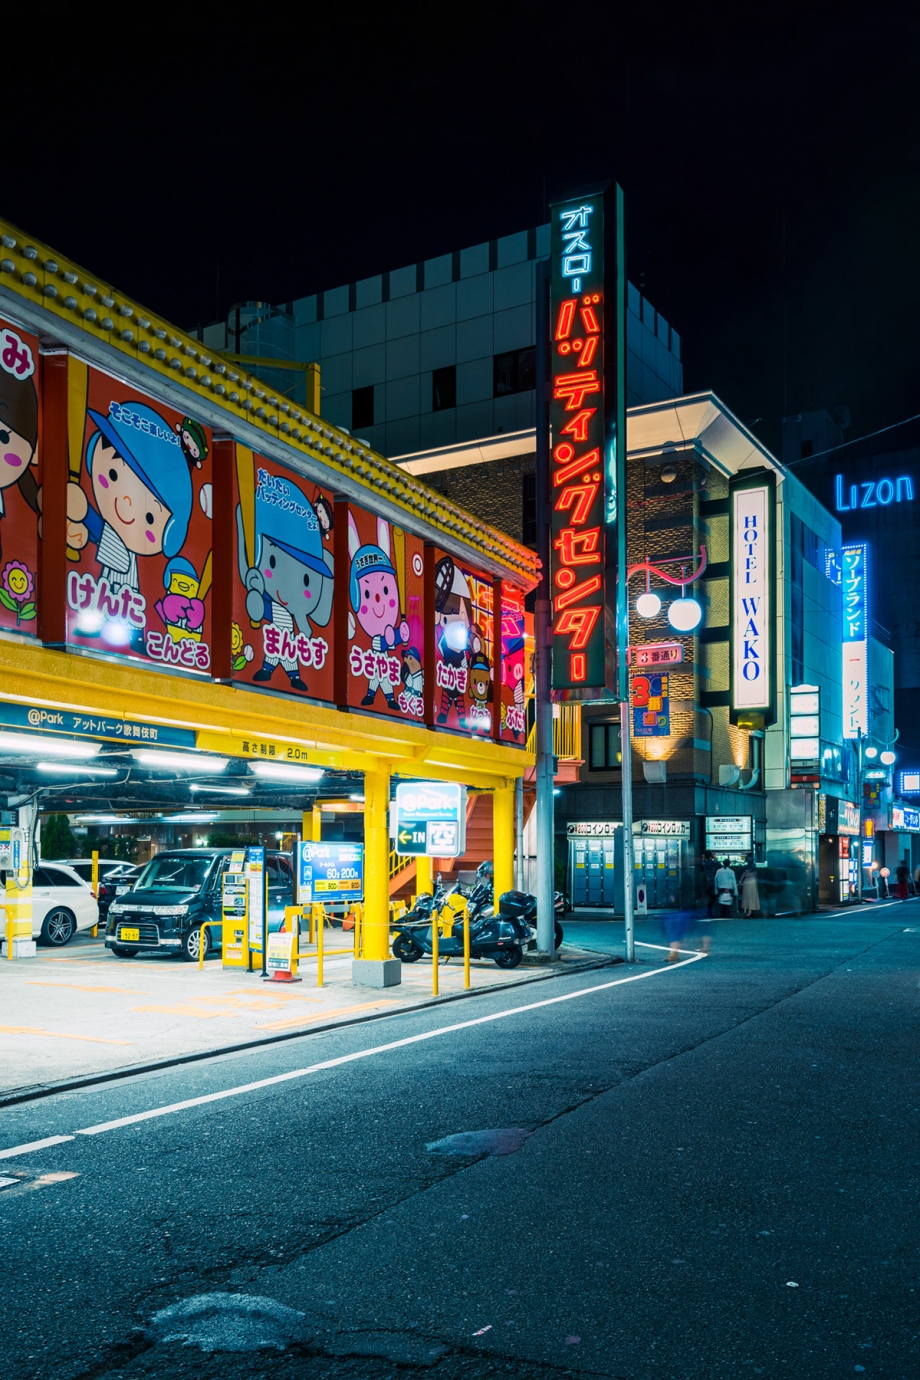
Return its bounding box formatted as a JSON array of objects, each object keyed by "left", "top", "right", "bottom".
[
  {"left": 74, "top": 814, "right": 133, "bottom": 824},
  {"left": 249, "top": 762, "right": 324, "bottom": 784},
  {"left": 189, "top": 783, "right": 251, "bottom": 796},
  {"left": 166, "top": 812, "right": 219, "bottom": 822},
  {"left": 0, "top": 732, "right": 99, "bottom": 759},
  {"left": 36, "top": 762, "right": 118, "bottom": 777},
  {"left": 132, "top": 750, "right": 228, "bottom": 772},
  {"left": 349, "top": 793, "right": 365, "bottom": 801}
]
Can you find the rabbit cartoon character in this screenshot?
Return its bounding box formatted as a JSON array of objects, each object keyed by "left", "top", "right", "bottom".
[{"left": 348, "top": 512, "right": 409, "bottom": 709}]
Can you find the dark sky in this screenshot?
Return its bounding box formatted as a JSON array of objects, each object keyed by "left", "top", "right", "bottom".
[{"left": 4, "top": 3, "right": 918, "bottom": 455}]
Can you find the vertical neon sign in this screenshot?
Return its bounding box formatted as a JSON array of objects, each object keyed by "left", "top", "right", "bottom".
[
  {"left": 841, "top": 542, "right": 868, "bottom": 738},
  {"left": 549, "top": 190, "right": 620, "bottom": 693}
]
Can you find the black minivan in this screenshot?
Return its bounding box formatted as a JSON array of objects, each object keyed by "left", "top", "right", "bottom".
[{"left": 105, "top": 848, "right": 294, "bottom": 961}]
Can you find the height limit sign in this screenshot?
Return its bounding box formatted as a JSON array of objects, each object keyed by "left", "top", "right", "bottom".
[{"left": 393, "top": 781, "right": 467, "bottom": 858}]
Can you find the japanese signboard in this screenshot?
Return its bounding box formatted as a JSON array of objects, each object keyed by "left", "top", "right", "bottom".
[
  {"left": 841, "top": 542, "right": 868, "bottom": 738},
  {"left": 347, "top": 505, "right": 424, "bottom": 722},
  {"left": 394, "top": 781, "right": 467, "bottom": 857},
  {"left": 65, "top": 361, "right": 214, "bottom": 671},
  {"left": 233, "top": 447, "right": 335, "bottom": 702},
  {"left": 630, "top": 642, "right": 683, "bottom": 667},
  {"left": 499, "top": 585, "right": 532, "bottom": 744},
  {"left": 296, "top": 842, "right": 364, "bottom": 904},
  {"left": 432, "top": 551, "right": 494, "bottom": 735},
  {"left": 0, "top": 318, "right": 40, "bottom": 638},
  {"left": 631, "top": 672, "right": 669, "bottom": 736},
  {"left": 634, "top": 820, "right": 690, "bottom": 837},
  {"left": 730, "top": 473, "right": 775, "bottom": 725},
  {"left": 549, "top": 185, "right": 623, "bottom": 695},
  {"left": 0, "top": 699, "right": 196, "bottom": 746}
]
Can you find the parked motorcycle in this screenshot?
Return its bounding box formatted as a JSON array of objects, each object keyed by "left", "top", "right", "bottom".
[{"left": 391, "top": 863, "right": 565, "bottom": 968}]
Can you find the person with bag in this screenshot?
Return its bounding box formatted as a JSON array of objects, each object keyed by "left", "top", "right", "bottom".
[{"left": 714, "top": 860, "right": 738, "bottom": 917}]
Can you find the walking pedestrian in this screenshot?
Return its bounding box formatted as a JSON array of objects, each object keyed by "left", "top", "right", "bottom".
[
  {"left": 740, "top": 859, "right": 760, "bottom": 918},
  {"left": 714, "top": 859, "right": 738, "bottom": 917},
  {"left": 663, "top": 907, "right": 693, "bottom": 964},
  {"left": 896, "top": 862, "right": 910, "bottom": 901},
  {"left": 702, "top": 850, "right": 719, "bottom": 918}
]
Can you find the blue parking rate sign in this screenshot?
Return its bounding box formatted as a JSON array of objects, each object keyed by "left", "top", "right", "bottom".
[{"left": 296, "top": 842, "right": 364, "bottom": 904}]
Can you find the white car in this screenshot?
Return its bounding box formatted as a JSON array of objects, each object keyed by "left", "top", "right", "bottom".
[{"left": 31, "top": 863, "right": 99, "bottom": 946}]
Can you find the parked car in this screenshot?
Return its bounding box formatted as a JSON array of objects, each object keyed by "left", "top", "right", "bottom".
[
  {"left": 92, "top": 863, "right": 143, "bottom": 922},
  {"left": 105, "top": 849, "right": 293, "bottom": 961},
  {"left": 58, "top": 858, "right": 127, "bottom": 888},
  {"left": 31, "top": 863, "right": 100, "bottom": 946}
]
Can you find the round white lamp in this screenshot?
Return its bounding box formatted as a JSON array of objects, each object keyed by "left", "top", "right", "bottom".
[
  {"left": 880, "top": 749, "right": 896, "bottom": 765},
  {"left": 636, "top": 591, "right": 661, "bottom": 618},
  {"left": 667, "top": 597, "right": 702, "bottom": 632}
]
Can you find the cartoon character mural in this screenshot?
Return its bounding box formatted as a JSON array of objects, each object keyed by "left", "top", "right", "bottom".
[
  {"left": 64, "top": 370, "right": 212, "bottom": 669},
  {"left": 499, "top": 587, "right": 531, "bottom": 744},
  {"left": 348, "top": 513, "right": 409, "bottom": 709},
  {"left": 0, "top": 321, "right": 40, "bottom": 631},
  {"left": 237, "top": 462, "right": 334, "bottom": 695},
  {"left": 346, "top": 506, "right": 424, "bottom": 719},
  {"left": 433, "top": 553, "right": 492, "bottom": 733}
]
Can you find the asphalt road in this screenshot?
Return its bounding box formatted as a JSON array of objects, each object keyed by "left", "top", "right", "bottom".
[{"left": 0, "top": 905, "right": 917, "bottom": 1380}]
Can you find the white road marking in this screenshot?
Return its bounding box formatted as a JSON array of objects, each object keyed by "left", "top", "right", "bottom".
[
  {"left": 73, "top": 954, "right": 705, "bottom": 1137},
  {"left": 0, "top": 1135, "right": 76, "bottom": 1160}
]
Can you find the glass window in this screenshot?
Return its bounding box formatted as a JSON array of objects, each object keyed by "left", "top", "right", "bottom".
[
  {"left": 432, "top": 364, "right": 456, "bottom": 412},
  {"left": 589, "top": 722, "right": 621, "bottom": 770},
  {"left": 41, "top": 865, "right": 81, "bottom": 887},
  {"left": 352, "top": 384, "right": 374, "bottom": 430},
  {"left": 134, "top": 854, "right": 213, "bottom": 892},
  {"left": 493, "top": 347, "right": 535, "bottom": 398},
  {"left": 32, "top": 867, "right": 54, "bottom": 888}
]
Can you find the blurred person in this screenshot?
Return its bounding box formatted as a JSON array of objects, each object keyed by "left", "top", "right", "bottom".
[
  {"left": 701, "top": 850, "right": 718, "bottom": 917},
  {"left": 896, "top": 861, "right": 910, "bottom": 901},
  {"left": 662, "top": 907, "right": 693, "bottom": 964},
  {"left": 740, "top": 859, "right": 760, "bottom": 917}
]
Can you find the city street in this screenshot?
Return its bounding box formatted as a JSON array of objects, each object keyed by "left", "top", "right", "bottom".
[{"left": 1, "top": 904, "right": 916, "bottom": 1380}]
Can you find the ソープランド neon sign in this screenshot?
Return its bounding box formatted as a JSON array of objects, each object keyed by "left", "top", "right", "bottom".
[
  {"left": 835, "top": 474, "right": 913, "bottom": 511},
  {"left": 841, "top": 541, "right": 868, "bottom": 738}
]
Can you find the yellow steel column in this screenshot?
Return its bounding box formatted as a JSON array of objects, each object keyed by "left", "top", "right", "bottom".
[
  {"left": 493, "top": 782, "right": 515, "bottom": 902},
  {"left": 353, "top": 768, "right": 400, "bottom": 987},
  {"left": 416, "top": 853, "right": 433, "bottom": 897}
]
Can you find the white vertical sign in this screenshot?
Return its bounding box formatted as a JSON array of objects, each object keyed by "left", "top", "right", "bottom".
[{"left": 732, "top": 484, "right": 771, "bottom": 711}]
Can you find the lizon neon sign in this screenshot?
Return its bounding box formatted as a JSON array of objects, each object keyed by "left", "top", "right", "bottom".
[
  {"left": 841, "top": 542, "right": 868, "bottom": 738},
  {"left": 835, "top": 474, "right": 914, "bottom": 511},
  {"left": 551, "top": 186, "right": 623, "bottom": 690}
]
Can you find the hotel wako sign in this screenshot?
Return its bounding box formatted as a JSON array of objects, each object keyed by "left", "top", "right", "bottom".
[{"left": 730, "top": 472, "right": 776, "bottom": 727}]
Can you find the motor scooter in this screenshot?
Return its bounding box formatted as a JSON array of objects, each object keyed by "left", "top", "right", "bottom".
[
  {"left": 456, "top": 862, "right": 565, "bottom": 950},
  {"left": 392, "top": 870, "right": 534, "bottom": 969}
]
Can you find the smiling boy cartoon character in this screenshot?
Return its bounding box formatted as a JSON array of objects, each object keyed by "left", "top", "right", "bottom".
[
  {"left": 66, "top": 402, "right": 194, "bottom": 603},
  {"left": 467, "top": 651, "right": 492, "bottom": 731},
  {"left": 240, "top": 470, "right": 334, "bottom": 692},
  {"left": 348, "top": 513, "right": 409, "bottom": 709},
  {"left": 0, "top": 327, "right": 40, "bottom": 561}
]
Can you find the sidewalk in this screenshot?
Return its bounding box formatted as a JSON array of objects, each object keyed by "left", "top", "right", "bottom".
[{"left": 0, "top": 932, "right": 613, "bottom": 1103}]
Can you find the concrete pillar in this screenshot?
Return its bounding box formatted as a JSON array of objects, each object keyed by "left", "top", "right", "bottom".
[
  {"left": 353, "top": 768, "right": 400, "bottom": 988},
  {"left": 494, "top": 782, "right": 515, "bottom": 902}
]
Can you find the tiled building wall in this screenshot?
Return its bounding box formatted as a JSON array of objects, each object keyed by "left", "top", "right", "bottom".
[{"left": 200, "top": 226, "right": 683, "bottom": 459}]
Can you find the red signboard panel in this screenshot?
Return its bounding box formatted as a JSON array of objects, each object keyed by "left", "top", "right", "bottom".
[
  {"left": 347, "top": 504, "right": 425, "bottom": 722},
  {"left": 0, "top": 317, "right": 40, "bottom": 636},
  {"left": 432, "top": 549, "right": 495, "bottom": 735},
  {"left": 65, "top": 363, "right": 213, "bottom": 671}
]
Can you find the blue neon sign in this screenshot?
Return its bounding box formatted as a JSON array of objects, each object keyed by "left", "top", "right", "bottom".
[{"left": 835, "top": 474, "right": 914, "bottom": 511}]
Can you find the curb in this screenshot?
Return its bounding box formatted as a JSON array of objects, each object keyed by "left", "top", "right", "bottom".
[{"left": 0, "top": 950, "right": 620, "bottom": 1110}]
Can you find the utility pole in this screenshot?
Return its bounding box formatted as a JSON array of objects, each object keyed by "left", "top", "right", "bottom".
[{"left": 534, "top": 257, "right": 556, "bottom": 957}]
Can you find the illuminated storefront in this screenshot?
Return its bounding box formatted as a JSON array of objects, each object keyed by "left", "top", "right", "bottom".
[{"left": 0, "top": 216, "right": 537, "bottom": 981}]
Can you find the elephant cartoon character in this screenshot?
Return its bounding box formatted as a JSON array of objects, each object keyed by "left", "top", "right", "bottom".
[{"left": 239, "top": 471, "right": 334, "bottom": 692}]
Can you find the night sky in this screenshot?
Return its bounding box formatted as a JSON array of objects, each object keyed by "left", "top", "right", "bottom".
[{"left": 4, "top": 4, "right": 918, "bottom": 455}]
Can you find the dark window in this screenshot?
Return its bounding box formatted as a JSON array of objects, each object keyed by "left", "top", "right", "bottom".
[
  {"left": 432, "top": 364, "right": 456, "bottom": 412},
  {"left": 800, "top": 439, "right": 813, "bottom": 459},
  {"left": 352, "top": 385, "right": 374, "bottom": 430},
  {"left": 493, "top": 347, "right": 536, "bottom": 398},
  {"left": 522, "top": 472, "right": 537, "bottom": 546},
  {"left": 589, "top": 723, "right": 621, "bottom": 770},
  {"left": 39, "top": 866, "right": 81, "bottom": 887}
]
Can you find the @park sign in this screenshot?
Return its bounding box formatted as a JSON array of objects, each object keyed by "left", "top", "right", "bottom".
[{"left": 394, "top": 781, "right": 467, "bottom": 857}]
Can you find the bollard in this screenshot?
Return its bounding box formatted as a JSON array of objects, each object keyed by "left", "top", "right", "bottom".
[
  {"left": 317, "top": 905, "right": 324, "bottom": 988},
  {"left": 91, "top": 850, "right": 99, "bottom": 937},
  {"left": 198, "top": 921, "right": 207, "bottom": 970},
  {"left": 463, "top": 911, "right": 470, "bottom": 989},
  {"left": 432, "top": 909, "right": 439, "bottom": 996}
]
